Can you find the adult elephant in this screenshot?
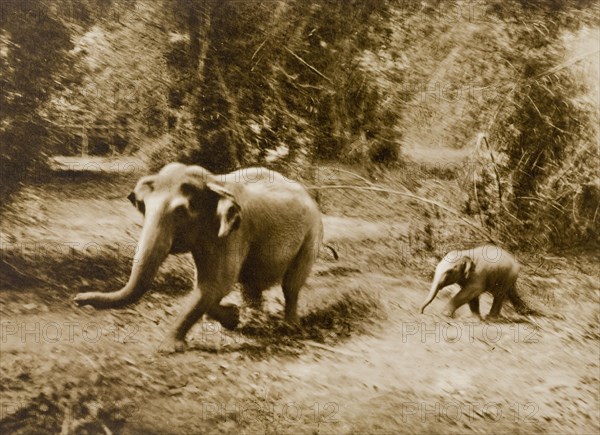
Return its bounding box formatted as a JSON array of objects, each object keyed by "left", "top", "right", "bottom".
[{"left": 74, "top": 163, "right": 323, "bottom": 353}]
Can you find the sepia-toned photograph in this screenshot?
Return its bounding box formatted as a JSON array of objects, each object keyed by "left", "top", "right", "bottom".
[{"left": 1, "top": 0, "right": 598, "bottom": 433}]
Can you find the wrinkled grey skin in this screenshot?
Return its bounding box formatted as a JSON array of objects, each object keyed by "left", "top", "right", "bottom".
[
  {"left": 419, "top": 245, "right": 535, "bottom": 318},
  {"left": 74, "top": 163, "right": 322, "bottom": 353}
]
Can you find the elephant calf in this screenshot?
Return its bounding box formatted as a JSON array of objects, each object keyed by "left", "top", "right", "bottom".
[
  {"left": 419, "top": 245, "right": 536, "bottom": 318},
  {"left": 74, "top": 163, "right": 323, "bottom": 353}
]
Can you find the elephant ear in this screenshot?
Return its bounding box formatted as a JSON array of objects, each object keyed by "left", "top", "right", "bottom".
[
  {"left": 206, "top": 182, "right": 242, "bottom": 238},
  {"left": 128, "top": 176, "right": 155, "bottom": 215},
  {"left": 462, "top": 256, "right": 474, "bottom": 281}
]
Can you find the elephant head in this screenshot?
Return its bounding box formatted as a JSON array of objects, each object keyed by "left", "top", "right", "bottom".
[
  {"left": 419, "top": 254, "right": 474, "bottom": 314},
  {"left": 75, "top": 163, "right": 242, "bottom": 308}
]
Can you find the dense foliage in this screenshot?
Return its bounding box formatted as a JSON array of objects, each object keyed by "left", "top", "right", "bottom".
[
  {"left": 466, "top": 0, "right": 599, "bottom": 247},
  {"left": 154, "top": 0, "right": 396, "bottom": 173},
  {"left": 0, "top": 0, "right": 74, "bottom": 199}
]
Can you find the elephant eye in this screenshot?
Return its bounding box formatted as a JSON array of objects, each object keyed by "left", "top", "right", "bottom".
[
  {"left": 173, "top": 203, "right": 189, "bottom": 219},
  {"left": 127, "top": 192, "right": 145, "bottom": 215}
]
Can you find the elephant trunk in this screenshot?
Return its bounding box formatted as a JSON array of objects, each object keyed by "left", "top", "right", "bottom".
[
  {"left": 419, "top": 274, "right": 445, "bottom": 314},
  {"left": 88, "top": 210, "right": 173, "bottom": 308}
]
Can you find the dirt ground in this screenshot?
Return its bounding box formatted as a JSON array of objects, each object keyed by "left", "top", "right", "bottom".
[{"left": 0, "top": 161, "right": 598, "bottom": 434}]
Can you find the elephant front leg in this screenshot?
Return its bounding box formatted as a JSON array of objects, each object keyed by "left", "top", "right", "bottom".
[
  {"left": 241, "top": 283, "right": 264, "bottom": 311},
  {"left": 159, "top": 289, "right": 220, "bottom": 353},
  {"left": 207, "top": 303, "right": 240, "bottom": 331},
  {"left": 442, "top": 287, "right": 478, "bottom": 318},
  {"left": 159, "top": 251, "right": 241, "bottom": 353},
  {"left": 468, "top": 298, "right": 481, "bottom": 319}
]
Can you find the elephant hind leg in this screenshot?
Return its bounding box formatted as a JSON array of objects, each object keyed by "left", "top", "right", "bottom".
[
  {"left": 508, "top": 287, "right": 537, "bottom": 315},
  {"left": 281, "top": 236, "right": 318, "bottom": 325},
  {"left": 487, "top": 294, "right": 506, "bottom": 319}
]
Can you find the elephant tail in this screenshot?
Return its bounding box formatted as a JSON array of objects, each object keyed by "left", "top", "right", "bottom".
[
  {"left": 508, "top": 285, "right": 540, "bottom": 316},
  {"left": 317, "top": 217, "right": 338, "bottom": 260}
]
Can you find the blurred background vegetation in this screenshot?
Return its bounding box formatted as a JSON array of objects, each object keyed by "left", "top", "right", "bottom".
[{"left": 1, "top": 0, "right": 598, "bottom": 249}]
